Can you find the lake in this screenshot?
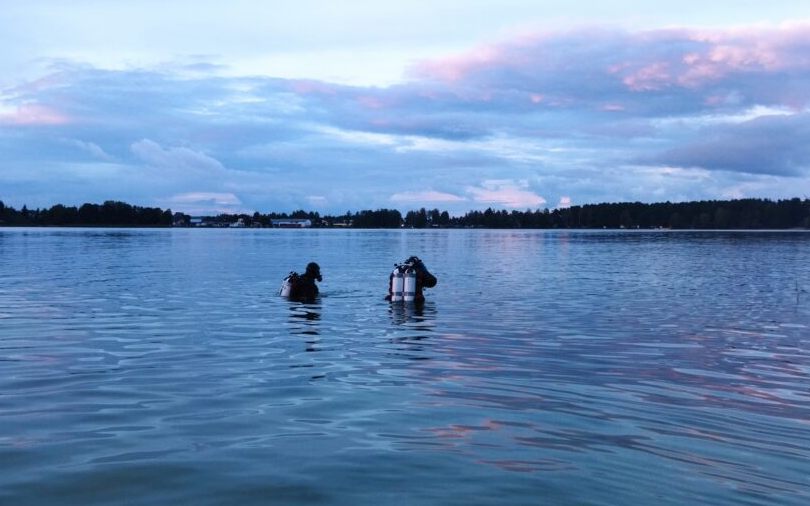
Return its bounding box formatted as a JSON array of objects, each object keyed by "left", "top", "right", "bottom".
[{"left": 1, "top": 228, "right": 809, "bottom": 505}]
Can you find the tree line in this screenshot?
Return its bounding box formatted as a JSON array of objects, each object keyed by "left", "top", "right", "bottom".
[
  {"left": 451, "top": 198, "right": 810, "bottom": 229},
  {"left": 0, "top": 200, "right": 173, "bottom": 227},
  {"left": 2, "top": 198, "right": 810, "bottom": 229},
  {"left": 202, "top": 198, "right": 810, "bottom": 229}
]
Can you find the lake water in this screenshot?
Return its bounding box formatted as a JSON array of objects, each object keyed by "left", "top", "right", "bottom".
[{"left": 1, "top": 228, "right": 809, "bottom": 505}]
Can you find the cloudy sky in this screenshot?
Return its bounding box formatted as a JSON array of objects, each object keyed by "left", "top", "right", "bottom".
[{"left": 3, "top": 1, "right": 810, "bottom": 215}]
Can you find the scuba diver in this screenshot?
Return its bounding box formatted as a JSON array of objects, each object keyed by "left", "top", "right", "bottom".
[
  {"left": 280, "top": 262, "right": 322, "bottom": 303},
  {"left": 386, "top": 256, "right": 437, "bottom": 304}
]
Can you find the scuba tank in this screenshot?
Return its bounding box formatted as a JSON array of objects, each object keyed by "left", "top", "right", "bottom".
[
  {"left": 403, "top": 266, "right": 417, "bottom": 302},
  {"left": 389, "top": 257, "right": 432, "bottom": 303},
  {"left": 279, "top": 272, "right": 297, "bottom": 297},
  {"left": 389, "top": 266, "right": 404, "bottom": 302}
]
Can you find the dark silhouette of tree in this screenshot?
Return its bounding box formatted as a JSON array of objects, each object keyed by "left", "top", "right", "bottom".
[
  {"left": 352, "top": 209, "right": 403, "bottom": 228},
  {"left": 404, "top": 208, "right": 429, "bottom": 228},
  {"left": 439, "top": 210, "right": 450, "bottom": 226}
]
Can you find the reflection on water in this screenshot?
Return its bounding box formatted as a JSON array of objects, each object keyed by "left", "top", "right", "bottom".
[
  {"left": 1, "top": 228, "right": 810, "bottom": 506},
  {"left": 287, "top": 302, "right": 321, "bottom": 352},
  {"left": 388, "top": 301, "right": 436, "bottom": 329},
  {"left": 386, "top": 302, "right": 436, "bottom": 360}
]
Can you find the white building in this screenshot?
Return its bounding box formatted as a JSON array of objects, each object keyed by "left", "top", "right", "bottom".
[{"left": 271, "top": 218, "right": 312, "bottom": 228}]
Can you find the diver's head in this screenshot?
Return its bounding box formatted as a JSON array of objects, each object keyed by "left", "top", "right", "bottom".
[{"left": 305, "top": 262, "right": 322, "bottom": 282}]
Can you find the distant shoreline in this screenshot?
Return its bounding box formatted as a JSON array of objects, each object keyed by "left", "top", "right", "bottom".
[
  {"left": 2, "top": 197, "right": 809, "bottom": 230},
  {"left": 3, "top": 226, "right": 810, "bottom": 232}
]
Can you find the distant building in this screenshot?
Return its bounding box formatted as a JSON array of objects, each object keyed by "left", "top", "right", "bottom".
[
  {"left": 271, "top": 218, "right": 312, "bottom": 228},
  {"left": 230, "top": 218, "right": 246, "bottom": 228}
]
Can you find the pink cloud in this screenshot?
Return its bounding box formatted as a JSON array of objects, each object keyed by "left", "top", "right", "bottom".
[
  {"left": 408, "top": 23, "right": 810, "bottom": 110},
  {"left": 1, "top": 104, "right": 70, "bottom": 126},
  {"left": 647, "top": 24, "right": 810, "bottom": 89},
  {"left": 390, "top": 190, "right": 465, "bottom": 203},
  {"left": 466, "top": 180, "right": 546, "bottom": 208},
  {"left": 623, "top": 62, "right": 672, "bottom": 91},
  {"left": 412, "top": 46, "right": 503, "bottom": 83}
]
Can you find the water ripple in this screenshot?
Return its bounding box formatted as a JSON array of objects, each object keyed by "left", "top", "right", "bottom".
[{"left": 1, "top": 229, "right": 810, "bottom": 505}]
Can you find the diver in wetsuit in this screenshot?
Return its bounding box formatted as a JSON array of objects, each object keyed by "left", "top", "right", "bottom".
[
  {"left": 386, "top": 256, "right": 437, "bottom": 304},
  {"left": 288, "top": 262, "right": 322, "bottom": 303}
]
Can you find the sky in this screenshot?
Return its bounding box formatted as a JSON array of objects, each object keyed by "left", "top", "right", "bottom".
[{"left": 3, "top": 1, "right": 810, "bottom": 215}]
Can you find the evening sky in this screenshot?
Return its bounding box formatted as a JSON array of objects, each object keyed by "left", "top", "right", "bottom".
[{"left": 2, "top": 1, "right": 810, "bottom": 214}]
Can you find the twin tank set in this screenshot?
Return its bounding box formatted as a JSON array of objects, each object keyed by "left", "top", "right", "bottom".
[{"left": 387, "top": 261, "right": 419, "bottom": 302}]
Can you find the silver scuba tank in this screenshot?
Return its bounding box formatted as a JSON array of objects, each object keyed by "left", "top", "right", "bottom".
[
  {"left": 403, "top": 266, "right": 417, "bottom": 302},
  {"left": 390, "top": 266, "right": 404, "bottom": 302},
  {"left": 279, "top": 272, "right": 295, "bottom": 297}
]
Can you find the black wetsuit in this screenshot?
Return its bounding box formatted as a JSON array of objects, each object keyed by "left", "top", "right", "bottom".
[
  {"left": 414, "top": 264, "right": 437, "bottom": 303},
  {"left": 288, "top": 262, "right": 322, "bottom": 303},
  {"left": 289, "top": 274, "right": 319, "bottom": 303}
]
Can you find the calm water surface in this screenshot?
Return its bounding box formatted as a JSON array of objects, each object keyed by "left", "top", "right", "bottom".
[{"left": 1, "top": 228, "right": 809, "bottom": 505}]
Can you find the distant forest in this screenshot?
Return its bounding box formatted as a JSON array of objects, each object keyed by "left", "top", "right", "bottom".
[
  {"left": 2, "top": 198, "right": 810, "bottom": 229},
  {"left": 0, "top": 200, "right": 173, "bottom": 227}
]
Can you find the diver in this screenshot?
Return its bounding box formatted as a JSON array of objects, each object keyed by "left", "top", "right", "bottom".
[
  {"left": 386, "top": 256, "right": 437, "bottom": 304},
  {"left": 280, "top": 262, "right": 322, "bottom": 303}
]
